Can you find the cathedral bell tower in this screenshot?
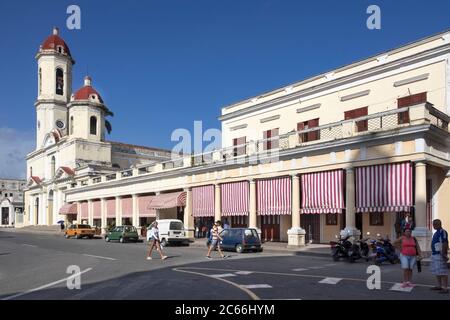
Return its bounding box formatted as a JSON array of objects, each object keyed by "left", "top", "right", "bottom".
[{"left": 35, "top": 27, "right": 75, "bottom": 149}]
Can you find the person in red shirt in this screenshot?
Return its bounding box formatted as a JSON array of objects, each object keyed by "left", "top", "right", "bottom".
[{"left": 394, "top": 228, "right": 422, "bottom": 288}]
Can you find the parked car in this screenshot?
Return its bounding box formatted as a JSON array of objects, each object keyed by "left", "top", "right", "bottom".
[
  {"left": 105, "top": 225, "right": 139, "bottom": 243},
  {"left": 217, "top": 228, "right": 263, "bottom": 253},
  {"left": 147, "top": 219, "right": 189, "bottom": 246},
  {"left": 65, "top": 224, "right": 96, "bottom": 239}
]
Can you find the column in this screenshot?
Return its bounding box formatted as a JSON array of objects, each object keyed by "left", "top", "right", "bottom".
[
  {"left": 412, "top": 162, "right": 432, "bottom": 252},
  {"left": 341, "top": 168, "right": 360, "bottom": 237},
  {"left": 115, "top": 196, "right": 121, "bottom": 226},
  {"left": 184, "top": 188, "right": 194, "bottom": 239},
  {"left": 249, "top": 180, "right": 257, "bottom": 228},
  {"left": 101, "top": 198, "right": 107, "bottom": 235},
  {"left": 214, "top": 184, "right": 221, "bottom": 223},
  {"left": 132, "top": 194, "right": 139, "bottom": 228},
  {"left": 77, "top": 201, "right": 82, "bottom": 224},
  {"left": 88, "top": 199, "right": 93, "bottom": 226},
  {"left": 287, "top": 174, "right": 306, "bottom": 247}
]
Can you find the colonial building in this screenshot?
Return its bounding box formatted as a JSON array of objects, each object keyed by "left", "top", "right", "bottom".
[
  {"left": 22, "top": 28, "right": 450, "bottom": 252},
  {"left": 0, "top": 178, "right": 26, "bottom": 227}
]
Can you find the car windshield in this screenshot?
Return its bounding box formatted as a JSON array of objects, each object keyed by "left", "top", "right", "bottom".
[
  {"left": 124, "top": 226, "right": 136, "bottom": 232},
  {"left": 245, "top": 229, "right": 258, "bottom": 238},
  {"left": 170, "top": 222, "right": 184, "bottom": 230},
  {"left": 78, "top": 225, "right": 91, "bottom": 229}
]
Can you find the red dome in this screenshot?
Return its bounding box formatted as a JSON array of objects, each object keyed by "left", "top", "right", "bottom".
[
  {"left": 41, "top": 27, "right": 72, "bottom": 57},
  {"left": 73, "top": 76, "right": 104, "bottom": 103}
]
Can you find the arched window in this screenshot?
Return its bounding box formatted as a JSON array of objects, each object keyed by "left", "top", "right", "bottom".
[
  {"left": 70, "top": 116, "right": 74, "bottom": 135},
  {"left": 51, "top": 156, "right": 56, "bottom": 179},
  {"left": 90, "top": 116, "right": 97, "bottom": 135},
  {"left": 56, "top": 68, "right": 64, "bottom": 95},
  {"left": 38, "top": 68, "right": 42, "bottom": 95}
]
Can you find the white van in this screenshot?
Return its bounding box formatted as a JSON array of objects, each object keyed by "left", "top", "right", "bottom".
[{"left": 147, "top": 219, "right": 189, "bottom": 246}]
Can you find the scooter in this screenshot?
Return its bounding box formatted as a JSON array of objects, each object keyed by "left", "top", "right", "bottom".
[
  {"left": 330, "top": 235, "right": 360, "bottom": 262},
  {"left": 370, "top": 235, "right": 399, "bottom": 265},
  {"left": 357, "top": 232, "right": 371, "bottom": 262}
]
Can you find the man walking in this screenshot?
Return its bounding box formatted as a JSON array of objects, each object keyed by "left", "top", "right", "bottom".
[
  {"left": 430, "top": 219, "right": 448, "bottom": 294},
  {"left": 206, "top": 221, "right": 226, "bottom": 259}
]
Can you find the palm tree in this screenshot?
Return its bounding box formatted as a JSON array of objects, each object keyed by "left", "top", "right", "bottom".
[{"left": 105, "top": 110, "right": 114, "bottom": 135}]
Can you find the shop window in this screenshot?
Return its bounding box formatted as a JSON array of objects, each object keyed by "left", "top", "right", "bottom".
[
  {"left": 369, "top": 212, "right": 384, "bottom": 226},
  {"left": 325, "top": 214, "right": 338, "bottom": 225}
]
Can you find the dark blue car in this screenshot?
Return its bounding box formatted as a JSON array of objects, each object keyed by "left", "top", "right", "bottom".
[{"left": 218, "top": 228, "right": 263, "bottom": 253}]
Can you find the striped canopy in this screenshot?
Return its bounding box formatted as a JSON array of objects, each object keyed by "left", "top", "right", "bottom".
[
  {"left": 257, "top": 177, "right": 291, "bottom": 215},
  {"left": 221, "top": 181, "right": 249, "bottom": 216},
  {"left": 192, "top": 185, "right": 215, "bottom": 217}
]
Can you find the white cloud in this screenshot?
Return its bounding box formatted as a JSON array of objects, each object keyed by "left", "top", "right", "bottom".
[{"left": 0, "top": 127, "right": 35, "bottom": 179}]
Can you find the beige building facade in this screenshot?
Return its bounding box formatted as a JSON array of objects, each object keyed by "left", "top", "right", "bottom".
[{"left": 23, "top": 29, "right": 450, "bottom": 251}]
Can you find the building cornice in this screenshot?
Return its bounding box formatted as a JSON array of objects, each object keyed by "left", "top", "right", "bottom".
[{"left": 219, "top": 43, "right": 450, "bottom": 121}]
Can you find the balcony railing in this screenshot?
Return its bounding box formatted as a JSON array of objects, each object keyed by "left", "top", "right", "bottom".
[{"left": 71, "top": 103, "right": 448, "bottom": 189}]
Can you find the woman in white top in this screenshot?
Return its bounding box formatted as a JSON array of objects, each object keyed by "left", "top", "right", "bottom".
[{"left": 146, "top": 221, "right": 168, "bottom": 260}]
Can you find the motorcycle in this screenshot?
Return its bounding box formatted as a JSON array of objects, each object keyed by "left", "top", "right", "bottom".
[
  {"left": 330, "top": 235, "right": 360, "bottom": 263},
  {"left": 356, "top": 234, "right": 371, "bottom": 262},
  {"left": 370, "top": 235, "right": 399, "bottom": 265}
]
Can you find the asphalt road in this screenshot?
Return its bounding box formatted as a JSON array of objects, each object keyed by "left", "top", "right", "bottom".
[{"left": 0, "top": 229, "right": 448, "bottom": 300}]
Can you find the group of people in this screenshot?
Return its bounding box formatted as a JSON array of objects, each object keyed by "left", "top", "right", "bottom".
[{"left": 394, "top": 218, "right": 448, "bottom": 294}]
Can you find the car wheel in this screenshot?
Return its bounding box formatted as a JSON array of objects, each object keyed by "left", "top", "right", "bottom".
[
  {"left": 161, "top": 238, "right": 168, "bottom": 247},
  {"left": 119, "top": 237, "right": 124, "bottom": 243},
  {"left": 105, "top": 236, "right": 110, "bottom": 242},
  {"left": 235, "top": 244, "right": 244, "bottom": 253}
]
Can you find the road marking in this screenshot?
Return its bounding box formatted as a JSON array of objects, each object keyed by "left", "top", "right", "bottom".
[
  {"left": 241, "top": 284, "right": 272, "bottom": 289},
  {"left": 309, "top": 266, "right": 325, "bottom": 269},
  {"left": 211, "top": 273, "right": 236, "bottom": 278},
  {"left": 173, "top": 267, "right": 260, "bottom": 300},
  {"left": 267, "top": 298, "right": 302, "bottom": 300},
  {"left": 178, "top": 266, "right": 435, "bottom": 289},
  {"left": 292, "top": 268, "right": 308, "bottom": 272},
  {"left": 1, "top": 268, "right": 93, "bottom": 300},
  {"left": 389, "top": 283, "right": 414, "bottom": 293},
  {"left": 82, "top": 254, "right": 116, "bottom": 261},
  {"left": 235, "top": 271, "right": 254, "bottom": 275},
  {"left": 21, "top": 244, "right": 37, "bottom": 248},
  {"left": 319, "top": 277, "right": 342, "bottom": 285}
]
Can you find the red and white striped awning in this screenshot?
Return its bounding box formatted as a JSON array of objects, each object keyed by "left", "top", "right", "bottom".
[
  {"left": 147, "top": 191, "right": 186, "bottom": 210},
  {"left": 138, "top": 196, "right": 157, "bottom": 217},
  {"left": 221, "top": 181, "right": 249, "bottom": 216},
  {"left": 80, "top": 202, "right": 89, "bottom": 219},
  {"left": 93, "top": 200, "right": 101, "bottom": 219},
  {"left": 301, "top": 170, "right": 344, "bottom": 214},
  {"left": 106, "top": 199, "right": 116, "bottom": 218},
  {"left": 356, "top": 162, "right": 412, "bottom": 212},
  {"left": 121, "top": 197, "right": 133, "bottom": 218},
  {"left": 193, "top": 185, "right": 215, "bottom": 217},
  {"left": 257, "top": 177, "right": 291, "bottom": 215},
  {"left": 59, "top": 203, "right": 77, "bottom": 215}
]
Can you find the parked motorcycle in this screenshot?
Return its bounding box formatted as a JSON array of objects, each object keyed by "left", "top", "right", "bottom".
[
  {"left": 330, "top": 235, "right": 360, "bottom": 263},
  {"left": 357, "top": 233, "right": 371, "bottom": 262},
  {"left": 370, "top": 234, "right": 399, "bottom": 265}
]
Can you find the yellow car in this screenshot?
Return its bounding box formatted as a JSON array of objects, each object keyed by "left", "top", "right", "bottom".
[{"left": 65, "top": 224, "right": 96, "bottom": 239}]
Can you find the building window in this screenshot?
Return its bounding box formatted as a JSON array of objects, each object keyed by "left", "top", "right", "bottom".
[
  {"left": 9, "top": 193, "right": 13, "bottom": 197},
  {"left": 70, "top": 116, "right": 74, "bottom": 135},
  {"left": 369, "top": 212, "right": 384, "bottom": 226},
  {"left": 326, "top": 214, "right": 338, "bottom": 225},
  {"left": 297, "top": 118, "right": 320, "bottom": 142},
  {"left": 233, "top": 137, "right": 246, "bottom": 156},
  {"left": 344, "top": 107, "right": 368, "bottom": 132},
  {"left": 56, "top": 68, "right": 64, "bottom": 95},
  {"left": 263, "top": 128, "right": 279, "bottom": 150},
  {"left": 30, "top": 167, "right": 33, "bottom": 177},
  {"left": 397, "top": 92, "right": 427, "bottom": 124},
  {"left": 90, "top": 116, "right": 97, "bottom": 135},
  {"left": 51, "top": 156, "right": 56, "bottom": 179}
]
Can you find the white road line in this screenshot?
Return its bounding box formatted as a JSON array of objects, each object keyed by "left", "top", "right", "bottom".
[
  {"left": 1, "top": 268, "right": 93, "bottom": 300},
  {"left": 292, "top": 268, "right": 308, "bottom": 272},
  {"left": 267, "top": 298, "right": 302, "bottom": 300},
  {"left": 21, "top": 244, "right": 37, "bottom": 248},
  {"left": 82, "top": 254, "right": 116, "bottom": 261},
  {"left": 389, "top": 283, "right": 414, "bottom": 293},
  {"left": 319, "top": 277, "right": 342, "bottom": 285},
  {"left": 241, "top": 284, "right": 272, "bottom": 289},
  {"left": 210, "top": 273, "right": 236, "bottom": 278},
  {"left": 235, "top": 271, "right": 254, "bottom": 275}
]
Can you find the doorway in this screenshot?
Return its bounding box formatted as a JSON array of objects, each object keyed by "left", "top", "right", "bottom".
[
  {"left": 301, "top": 214, "right": 320, "bottom": 243},
  {"left": 261, "top": 215, "right": 280, "bottom": 242},
  {"left": 1, "top": 207, "right": 9, "bottom": 225}
]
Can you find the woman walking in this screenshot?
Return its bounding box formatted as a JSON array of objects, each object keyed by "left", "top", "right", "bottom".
[
  {"left": 394, "top": 228, "right": 422, "bottom": 288},
  {"left": 146, "top": 221, "right": 168, "bottom": 260}
]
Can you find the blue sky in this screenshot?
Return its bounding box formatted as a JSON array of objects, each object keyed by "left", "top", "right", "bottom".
[{"left": 0, "top": 0, "right": 449, "bottom": 179}]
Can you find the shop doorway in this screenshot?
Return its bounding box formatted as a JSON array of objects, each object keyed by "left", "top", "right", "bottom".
[
  {"left": 261, "top": 215, "right": 280, "bottom": 242},
  {"left": 301, "top": 214, "right": 320, "bottom": 243},
  {"left": 1, "top": 207, "right": 9, "bottom": 225}
]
